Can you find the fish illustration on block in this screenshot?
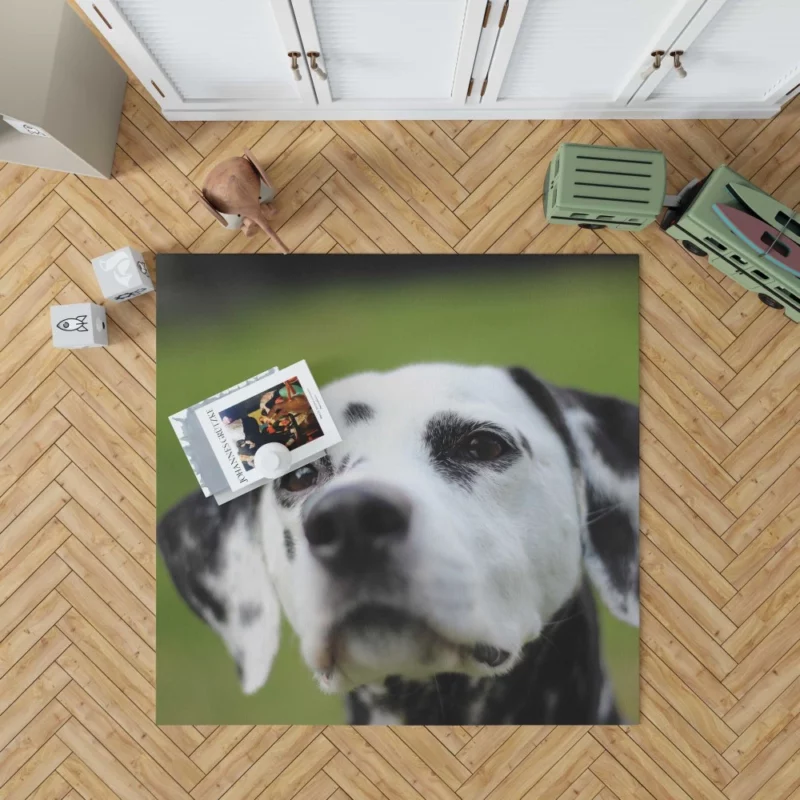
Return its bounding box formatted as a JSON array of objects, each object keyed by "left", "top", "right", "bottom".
[
  {"left": 713, "top": 204, "right": 800, "bottom": 277},
  {"left": 56, "top": 315, "right": 89, "bottom": 332},
  {"left": 726, "top": 183, "right": 800, "bottom": 246}
]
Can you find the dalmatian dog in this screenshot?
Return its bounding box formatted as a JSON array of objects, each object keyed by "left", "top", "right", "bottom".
[{"left": 158, "top": 363, "right": 639, "bottom": 724}]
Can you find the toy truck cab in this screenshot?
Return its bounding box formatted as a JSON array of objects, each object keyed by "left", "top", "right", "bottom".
[{"left": 660, "top": 165, "right": 800, "bottom": 322}]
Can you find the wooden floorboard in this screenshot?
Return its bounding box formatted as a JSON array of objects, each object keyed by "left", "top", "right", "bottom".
[{"left": 1, "top": 71, "right": 800, "bottom": 799}]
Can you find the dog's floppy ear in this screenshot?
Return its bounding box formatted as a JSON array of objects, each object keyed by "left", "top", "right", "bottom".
[
  {"left": 508, "top": 367, "right": 639, "bottom": 627},
  {"left": 157, "top": 490, "right": 281, "bottom": 694}
]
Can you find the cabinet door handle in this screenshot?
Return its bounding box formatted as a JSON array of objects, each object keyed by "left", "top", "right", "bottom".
[
  {"left": 288, "top": 52, "right": 302, "bottom": 81},
  {"left": 670, "top": 50, "right": 687, "bottom": 79},
  {"left": 307, "top": 52, "right": 328, "bottom": 81},
  {"left": 641, "top": 51, "right": 665, "bottom": 81}
]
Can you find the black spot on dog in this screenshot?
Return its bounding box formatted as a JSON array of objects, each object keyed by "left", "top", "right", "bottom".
[
  {"left": 519, "top": 433, "right": 533, "bottom": 458},
  {"left": 508, "top": 367, "right": 580, "bottom": 470},
  {"left": 377, "top": 674, "right": 486, "bottom": 725},
  {"left": 559, "top": 387, "right": 639, "bottom": 475},
  {"left": 584, "top": 484, "right": 638, "bottom": 602},
  {"left": 343, "top": 402, "right": 374, "bottom": 426},
  {"left": 347, "top": 580, "right": 615, "bottom": 725},
  {"left": 239, "top": 603, "right": 262, "bottom": 625},
  {"left": 554, "top": 385, "right": 639, "bottom": 614},
  {"left": 193, "top": 583, "right": 227, "bottom": 624},
  {"left": 347, "top": 691, "right": 371, "bottom": 724},
  {"left": 156, "top": 487, "right": 264, "bottom": 626},
  {"left": 283, "top": 528, "right": 295, "bottom": 561},
  {"left": 336, "top": 454, "right": 351, "bottom": 474}
]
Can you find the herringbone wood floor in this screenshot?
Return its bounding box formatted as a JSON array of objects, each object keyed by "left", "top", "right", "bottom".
[{"left": 2, "top": 62, "right": 800, "bottom": 799}]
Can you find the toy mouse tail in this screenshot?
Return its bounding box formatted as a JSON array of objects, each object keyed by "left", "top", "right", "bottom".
[{"left": 253, "top": 215, "right": 290, "bottom": 254}]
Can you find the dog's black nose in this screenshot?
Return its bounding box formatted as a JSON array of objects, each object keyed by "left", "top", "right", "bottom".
[{"left": 304, "top": 485, "right": 411, "bottom": 570}]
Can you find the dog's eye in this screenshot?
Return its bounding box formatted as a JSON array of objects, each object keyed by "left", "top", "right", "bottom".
[
  {"left": 280, "top": 465, "right": 318, "bottom": 492},
  {"left": 453, "top": 431, "right": 508, "bottom": 461}
]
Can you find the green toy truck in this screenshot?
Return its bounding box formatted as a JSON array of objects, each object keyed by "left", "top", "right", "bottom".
[
  {"left": 544, "top": 142, "right": 800, "bottom": 322},
  {"left": 660, "top": 165, "right": 800, "bottom": 322}
]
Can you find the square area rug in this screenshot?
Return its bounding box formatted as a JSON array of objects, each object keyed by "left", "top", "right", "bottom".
[{"left": 156, "top": 254, "right": 640, "bottom": 725}]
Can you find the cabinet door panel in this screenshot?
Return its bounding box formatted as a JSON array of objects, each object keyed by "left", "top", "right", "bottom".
[
  {"left": 292, "top": 0, "right": 485, "bottom": 107},
  {"left": 77, "top": 0, "right": 315, "bottom": 110},
  {"left": 483, "top": 0, "right": 705, "bottom": 107},
  {"left": 641, "top": 0, "right": 800, "bottom": 104}
]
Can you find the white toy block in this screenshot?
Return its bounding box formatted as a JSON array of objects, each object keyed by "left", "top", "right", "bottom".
[
  {"left": 51, "top": 303, "right": 107, "bottom": 349},
  {"left": 91, "top": 246, "right": 154, "bottom": 302}
]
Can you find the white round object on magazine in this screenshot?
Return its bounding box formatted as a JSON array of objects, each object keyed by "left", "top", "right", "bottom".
[{"left": 254, "top": 442, "right": 292, "bottom": 478}]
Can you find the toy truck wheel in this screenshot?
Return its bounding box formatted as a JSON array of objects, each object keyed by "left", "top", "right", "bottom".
[
  {"left": 758, "top": 293, "right": 784, "bottom": 310},
  {"left": 578, "top": 223, "right": 606, "bottom": 230},
  {"left": 682, "top": 240, "right": 708, "bottom": 257}
]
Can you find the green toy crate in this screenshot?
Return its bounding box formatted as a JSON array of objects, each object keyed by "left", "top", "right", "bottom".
[
  {"left": 660, "top": 164, "right": 800, "bottom": 323},
  {"left": 544, "top": 143, "right": 667, "bottom": 231}
]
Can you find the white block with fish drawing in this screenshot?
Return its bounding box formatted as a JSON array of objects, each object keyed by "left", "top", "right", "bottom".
[
  {"left": 50, "top": 303, "right": 108, "bottom": 348},
  {"left": 92, "top": 246, "right": 154, "bottom": 302}
]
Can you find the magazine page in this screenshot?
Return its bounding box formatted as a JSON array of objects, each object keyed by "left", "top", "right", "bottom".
[
  {"left": 169, "top": 366, "right": 281, "bottom": 496},
  {"left": 193, "top": 360, "right": 341, "bottom": 492}
]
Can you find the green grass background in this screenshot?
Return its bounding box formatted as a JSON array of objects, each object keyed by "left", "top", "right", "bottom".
[{"left": 156, "top": 257, "right": 640, "bottom": 724}]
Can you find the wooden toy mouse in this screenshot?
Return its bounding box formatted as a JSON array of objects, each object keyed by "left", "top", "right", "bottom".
[{"left": 196, "top": 148, "right": 289, "bottom": 254}]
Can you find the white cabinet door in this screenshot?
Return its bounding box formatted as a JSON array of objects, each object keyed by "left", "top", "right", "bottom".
[
  {"left": 289, "top": 0, "right": 487, "bottom": 109},
  {"left": 631, "top": 0, "right": 800, "bottom": 110},
  {"left": 75, "top": 0, "right": 316, "bottom": 112},
  {"left": 480, "top": 0, "right": 707, "bottom": 111}
]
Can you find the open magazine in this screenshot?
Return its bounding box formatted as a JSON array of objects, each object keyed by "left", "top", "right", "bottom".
[{"left": 169, "top": 360, "right": 341, "bottom": 504}]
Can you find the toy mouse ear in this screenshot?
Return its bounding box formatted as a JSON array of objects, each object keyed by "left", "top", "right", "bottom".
[
  {"left": 243, "top": 148, "right": 273, "bottom": 191},
  {"left": 195, "top": 190, "right": 229, "bottom": 227},
  {"left": 157, "top": 490, "right": 282, "bottom": 694}
]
